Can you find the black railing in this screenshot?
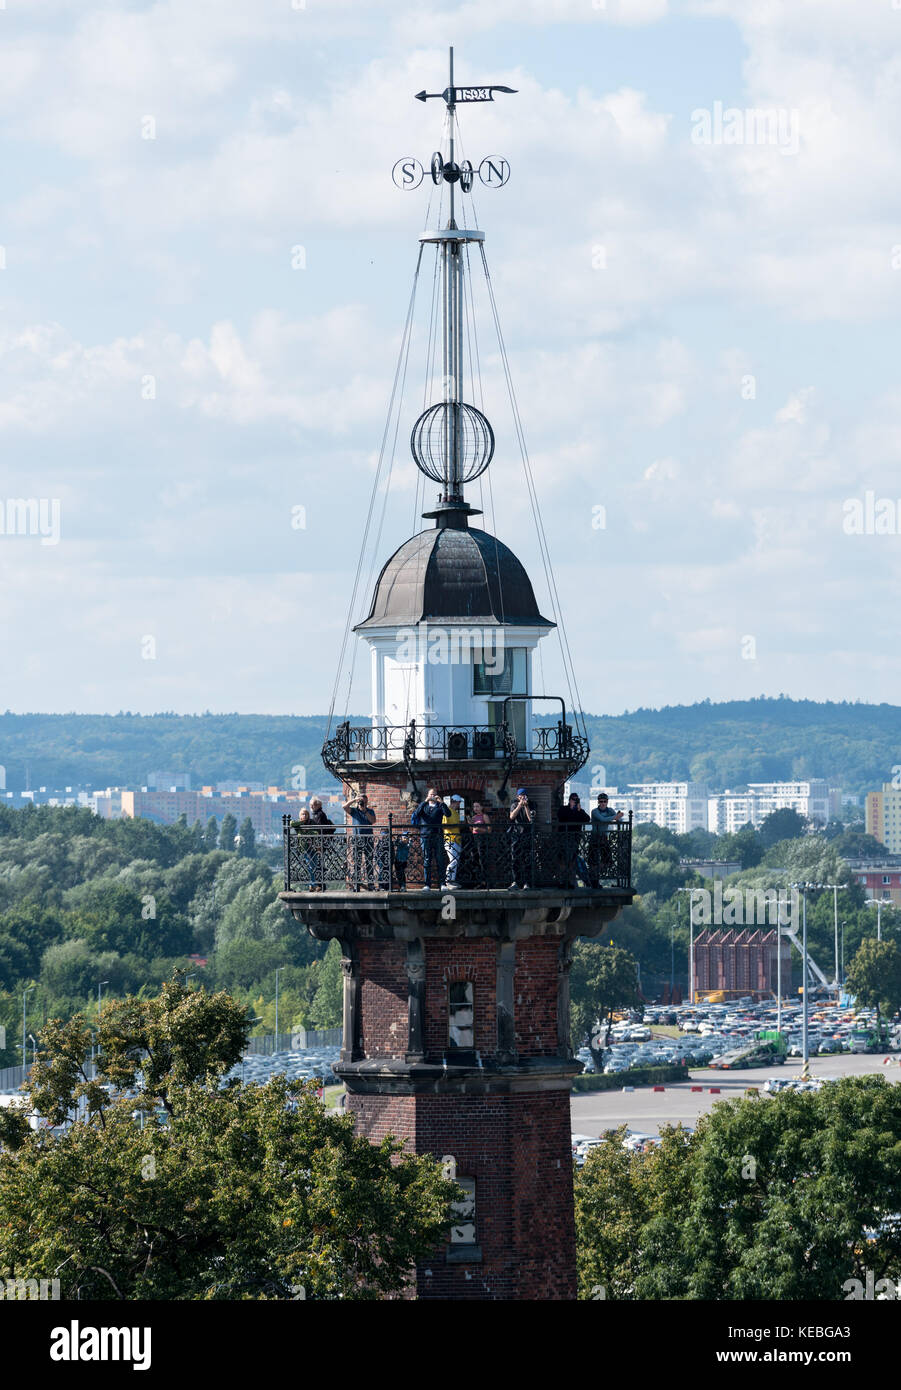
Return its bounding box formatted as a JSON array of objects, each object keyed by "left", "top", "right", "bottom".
[
  {"left": 322, "top": 718, "right": 589, "bottom": 776},
  {"left": 282, "top": 814, "right": 632, "bottom": 894}
]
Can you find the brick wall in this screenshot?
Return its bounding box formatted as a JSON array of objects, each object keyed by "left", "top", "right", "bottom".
[
  {"left": 513, "top": 938, "right": 560, "bottom": 1058},
  {"left": 358, "top": 940, "right": 408, "bottom": 1058},
  {"left": 341, "top": 766, "right": 569, "bottom": 824},
  {"left": 423, "top": 938, "right": 498, "bottom": 1057},
  {"left": 414, "top": 1089, "right": 576, "bottom": 1300}
]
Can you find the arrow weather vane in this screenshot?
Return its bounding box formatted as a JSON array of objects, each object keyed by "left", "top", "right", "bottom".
[{"left": 392, "top": 47, "right": 515, "bottom": 198}]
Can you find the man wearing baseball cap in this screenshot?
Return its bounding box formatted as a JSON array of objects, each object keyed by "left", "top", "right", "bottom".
[
  {"left": 443, "top": 794, "right": 465, "bottom": 889},
  {"left": 508, "top": 788, "right": 533, "bottom": 890},
  {"left": 590, "top": 792, "right": 623, "bottom": 886}
]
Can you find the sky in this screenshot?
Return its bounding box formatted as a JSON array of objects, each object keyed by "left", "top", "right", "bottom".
[{"left": 1, "top": 0, "right": 900, "bottom": 718}]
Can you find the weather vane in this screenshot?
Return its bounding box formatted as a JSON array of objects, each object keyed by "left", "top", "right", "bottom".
[{"left": 392, "top": 46, "right": 515, "bottom": 194}]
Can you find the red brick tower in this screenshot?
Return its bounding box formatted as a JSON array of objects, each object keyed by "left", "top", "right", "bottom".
[{"left": 281, "top": 50, "right": 634, "bottom": 1299}]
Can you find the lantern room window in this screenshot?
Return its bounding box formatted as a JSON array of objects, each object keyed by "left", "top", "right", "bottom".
[{"left": 473, "top": 646, "right": 526, "bottom": 695}]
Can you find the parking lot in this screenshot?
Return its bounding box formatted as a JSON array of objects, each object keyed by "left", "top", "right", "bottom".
[{"left": 572, "top": 1052, "right": 901, "bottom": 1143}]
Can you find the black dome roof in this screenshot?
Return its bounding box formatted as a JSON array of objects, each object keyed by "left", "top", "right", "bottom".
[{"left": 355, "top": 526, "right": 553, "bottom": 630}]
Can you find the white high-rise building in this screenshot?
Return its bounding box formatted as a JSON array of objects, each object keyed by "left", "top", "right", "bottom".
[
  {"left": 708, "top": 780, "right": 835, "bottom": 834},
  {"left": 589, "top": 781, "right": 710, "bottom": 834}
]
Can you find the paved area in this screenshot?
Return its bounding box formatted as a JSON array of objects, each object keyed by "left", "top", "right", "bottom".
[{"left": 571, "top": 1053, "right": 901, "bottom": 1137}]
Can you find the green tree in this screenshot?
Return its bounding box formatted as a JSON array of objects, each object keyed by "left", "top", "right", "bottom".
[
  {"left": 0, "top": 980, "right": 457, "bottom": 1300},
  {"left": 218, "top": 813, "right": 237, "bottom": 853},
  {"left": 310, "top": 938, "right": 343, "bottom": 1029},
  {"left": 575, "top": 1078, "right": 901, "bottom": 1300},
  {"left": 846, "top": 939, "right": 901, "bottom": 1031},
  {"left": 237, "top": 816, "right": 256, "bottom": 858},
  {"left": 189, "top": 819, "right": 205, "bottom": 853},
  {"left": 759, "top": 808, "right": 809, "bottom": 845},
  {"left": 717, "top": 825, "right": 763, "bottom": 870},
  {"left": 575, "top": 1124, "right": 695, "bottom": 1299},
  {"left": 203, "top": 816, "right": 219, "bottom": 851},
  {"left": 570, "top": 943, "right": 640, "bottom": 1066}
]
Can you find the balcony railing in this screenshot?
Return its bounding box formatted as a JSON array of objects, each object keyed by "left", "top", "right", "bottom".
[
  {"left": 321, "top": 716, "right": 589, "bottom": 781},
  {"left": 282, "top": 815, "right": 632, "bottom": 894}
]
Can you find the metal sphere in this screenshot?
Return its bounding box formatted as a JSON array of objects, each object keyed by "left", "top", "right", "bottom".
[{"left": 410, "top": 402, "right": 495, "bottom": 485}]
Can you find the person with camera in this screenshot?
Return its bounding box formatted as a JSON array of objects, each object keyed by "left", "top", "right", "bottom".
[
  {"left": 412, "top": 787, "right": 452, "bottom": 890},
  {"left": 342, "top": 791, "right": 376, "bottom": 890},
  {"left": 508, "top": 787, "right": 533, "bottom": 891}
]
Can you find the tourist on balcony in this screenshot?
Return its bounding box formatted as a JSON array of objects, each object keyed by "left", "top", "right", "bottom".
[
  {"left": 393, "top": 833, "right": 410, "bottom": 890},
  {"left": 589, "top": 792, "right": 623, "bottom": 885},
  {"left": 413, "top": 787, "right": 451, "bottom": 890},
  {"left": 467, "top": 801, "right": 491, "bottom": 887},
  {"left": 307, "top": 798, "right": 334, "bottom": 891},
  {"left": 558, "top": 792, "right": 590, "bottom": 887},
  {"left": 443, "top": 795, "right": 465, "bottom": 890},
  {"left": 508, "top": 788, "right": 533, "bottom": 891},
  {"left": 291, "top": 808, "right": 322, "bottom": 892},
  {"left": 343, "top": 792, "right": 376, "bottom": 890}
]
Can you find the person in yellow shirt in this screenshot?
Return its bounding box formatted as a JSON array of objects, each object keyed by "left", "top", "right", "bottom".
[{"left": 444, "top": 794, "right": 464, "bottom": 888}]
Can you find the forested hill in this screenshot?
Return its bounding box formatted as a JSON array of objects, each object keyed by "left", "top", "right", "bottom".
[
  {"left": 0, "top": 697, "right": 898, "bottom": 795},
  {"left": 583, "top": 697, "right": 901, "bottom": 795}
]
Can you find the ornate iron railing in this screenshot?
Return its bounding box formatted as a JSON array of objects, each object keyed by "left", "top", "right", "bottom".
[
  {"left": 282, "top": 814, "right": 632, "bottom": 894},
  {"left": 321, "top": 717, "right": 589, "bottom": 780}
]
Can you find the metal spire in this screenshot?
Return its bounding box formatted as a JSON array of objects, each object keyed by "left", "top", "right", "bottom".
[{"left": 397, "top": 49, "right": 514, "bottom": 520}]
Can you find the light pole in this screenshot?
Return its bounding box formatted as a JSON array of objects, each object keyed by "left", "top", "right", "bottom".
[
  {"left": 776, "top": 917, "right": 782, "bottom": 1035},
  {"left": 275, "top": 966, "right": 284, "bottom": 1043},
  {"left": 95, "top": 984, "right": 108, "bottom": 1078},
  {"left": 790, "top": 883, "right": 812, "bottom": 1080},
  {"left": 676, "top": 887, "right": 696, "bottom": 1005},
  {"left": 27, "top": 1033, "right": 37, "bottom": 1066},
  {"left": 840, "top": 920, "right": 845, "bottom": 988},
  {"left": 669, "top": 915, "right": 675, "bottom": 1000},
  {"left": 801, "top": 885, "right": 809, "bottom": 1080},
  {"left": 22, "top": 985, "right": 34, "bottom": 1070},
  {"left": 865, "top": 898, "right": 895, "bottom": 942}
]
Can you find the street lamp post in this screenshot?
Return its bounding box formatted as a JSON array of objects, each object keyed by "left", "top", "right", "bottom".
[
  {"left": 841, "top": 920, "right": 845, "bottom": 987},
  {"left": 865, "top": 898, "right": 895, "bottom": 942},
  {"left": 669, "top": 916, "right": 675, "bottom": 1000},
  {"left": 801, "top": 885, "right": 809, "bottom": 1080},
  {"left": 676, "top": 887, "right": 696, "bottom": 1005},
  {"left": 22, "top": 985, "right": 34, "bottom": 1070},
  {"left": 776, "top": 919, "right": 782, "bottom": 1035}
]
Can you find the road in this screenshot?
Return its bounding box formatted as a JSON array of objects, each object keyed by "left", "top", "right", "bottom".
[{"left": 571, "top": 1053, "right": 901, "bottom": 1137}]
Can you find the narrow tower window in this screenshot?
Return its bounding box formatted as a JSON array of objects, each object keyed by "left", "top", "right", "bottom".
[
  {"left": 449, "top": 1177, "right": 476, "bottom": 1245},
  {"left": 448, "top": 980, "right": 474, "bottom": 1049}
]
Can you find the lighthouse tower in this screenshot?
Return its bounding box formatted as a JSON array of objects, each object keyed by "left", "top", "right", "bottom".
[{"left": 281, "top": 52, "right": 634, "bottom": 1300}]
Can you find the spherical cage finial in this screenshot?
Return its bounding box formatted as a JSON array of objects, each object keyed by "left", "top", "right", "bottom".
[{"left": 410, "top": 402, "right": 495, "bottom": 485}]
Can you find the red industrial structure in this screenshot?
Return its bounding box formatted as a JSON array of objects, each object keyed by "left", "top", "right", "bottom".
[{"left": 693, "top": 929, "right": 791, "bottom": 1000}]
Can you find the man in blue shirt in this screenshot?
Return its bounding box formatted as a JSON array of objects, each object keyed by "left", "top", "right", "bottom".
[
  {"left": 343, "top": 792, "right": 376, "bottom": 890},
  {"left": 413, "top": 787, "right": 451, "bottom": 890}
]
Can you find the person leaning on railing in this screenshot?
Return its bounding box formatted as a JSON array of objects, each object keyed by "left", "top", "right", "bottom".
[
  {"left": 589, "top": 792, "right": 624, "bottom": 886},
  {"left": 290, "top": 808, "right": 321, "bottom": 891},
  {"left": 466, "top": 800, "right": 491, "bottom": 888},
  {"left": 557, "top": 792, "right": 590, "bottom": 888}
]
